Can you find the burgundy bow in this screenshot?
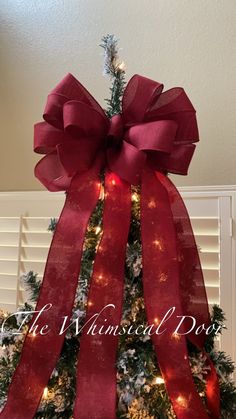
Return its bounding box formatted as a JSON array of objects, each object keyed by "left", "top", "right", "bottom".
[{"left": 34, "top": 73, "right": 198, "bottom": 189}]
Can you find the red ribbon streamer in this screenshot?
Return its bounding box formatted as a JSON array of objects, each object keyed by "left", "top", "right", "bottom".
[
  {"left": 156, "top": 171, "right": 220, "bottom": 418},
  {"left": 0, "top": 73, "right": 220, "bottom": 419},
  {"left": 141, "top": 168, "right": 219, "bottom": 418},
  {"left": 74, "top": 172, "right": 131, "bottom": 419},
  {"left": 0, "top": 163, "right": 101, "bottom": 418}
]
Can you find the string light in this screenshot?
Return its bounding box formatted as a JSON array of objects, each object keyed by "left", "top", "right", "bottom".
[
  {"left": 111, "top": 179, "right": 116, "bottom": 186},
  {"left": 155, "top": 376, "right": 165, "bottom": 385},
  {"left": 99, "top": 185, "right": 105, "bottom": 200},
  {"left": 87, "top": 300, "right": 93, "bottom": 307},
  {"left": 176, "top": 395, "right": 188, "bottom": 408},
  {"left": 95, "top": 226, "right": 101, "bottom": 234},
  {"left": 148, "top": 199, "right": 156, "bottom": 209},
  {"left": 43, "top": 387, "right": 48, "bottom": 399},
  {"left": 132, "top": 192, "right": 138, "bottom": 202},
  {"left": 97, "top": 274, "right": 104, "bottom": 284},
  {"left": 159, "top": 272, "right": 168, "bottom": 282},
  {"left": 153, "top": 239, "right": 164, "bottom": 251},
  {"left": 154, "top": 317, "right": 160, "bottom": 324},
  {"left": 95, "top": 273, "right": 109, "bottom": 286},
  {"left": 172, "top": 332, "right": 181, "bottom": 341},
  {"left": 117, "top": 61, "right": 126, "bottom": 71}
]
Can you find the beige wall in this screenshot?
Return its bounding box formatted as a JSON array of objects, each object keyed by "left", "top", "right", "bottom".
[{"left": 0, "top": 0, "right": 236, "bottom": 191}]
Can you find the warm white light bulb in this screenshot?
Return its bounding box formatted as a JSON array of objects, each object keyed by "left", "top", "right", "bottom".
[
  {"left": 153, "top": 239, "right": 164, "bottom": 251},
  {"left": 118, "top": 61, "right": 126, "bottom": 71},
  {"left": 132, "top": 193, "right": 138, "bottom": 202},
  {"left": 155, "top": 376, "right": 164, "bottom": 385},
  {"left": 99, "top": 185, "right": 105, "bottom": 200},
  {"left": 172, "top": 332, "right": 181, "bottom": 341},
  {"left": 176, "top": 395, "right": 188, "bottom": 408},
  {"left": 148, "top": 200, "right": 156, "bottom": 209},
  {"left": 43, "top": 387, "right": 48, "bottom": 399},
  {"left": 95, "top": 226, "right": 101, "bottom": 234}
]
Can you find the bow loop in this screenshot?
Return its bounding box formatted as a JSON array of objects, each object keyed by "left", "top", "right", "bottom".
[
  {"left": 34, "top": 151, "right": 70, "bottom": 192},
  {"left": 127, "top": 120, "right": 178, "bottom": 153},
  {"left": 63, "top": 101, "right": 109, "bottom": 138},
  {"left": 145, "top": 87, "right": 199, "bottom": 142},
  {"left": 122, "top": 74, "right": 164, "bottom": 124},
  {"left": 34, "top": 121, "right": 66, "bottom": 154},
  {"left": 57, "top": 139, "right": 101, "bottom": 177},
  {"left": 45, "top": 73, "right": 106, "bottom": 116},
  {"left": 43, "top": 93, "right": 67, "bottom": 130},
  {"left": 149, "top": 142, "right": 196, "bottom": 175}
]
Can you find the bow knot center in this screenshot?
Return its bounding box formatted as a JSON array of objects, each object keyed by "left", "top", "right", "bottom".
[{"left": 107, "top": 114, "right": 124, "bottom": 148}]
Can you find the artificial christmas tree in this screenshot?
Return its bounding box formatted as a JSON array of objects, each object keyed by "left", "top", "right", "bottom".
[{"left": 0, "top": 35, "right": 236, "bottom": 418}]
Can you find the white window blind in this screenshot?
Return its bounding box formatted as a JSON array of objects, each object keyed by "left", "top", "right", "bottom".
[
  {"left": 0, "top": 216, "right": 52, "bottom": 311},
  {"left": 0, "top": 188, "right": 235, "bottom": 362},
  {"left": 191, "top": 217, "right": 220, "bottom": 306}
]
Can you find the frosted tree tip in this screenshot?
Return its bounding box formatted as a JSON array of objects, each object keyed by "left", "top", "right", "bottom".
[{"left": 100, "top": 34, "right": 126, "bottom": 77}]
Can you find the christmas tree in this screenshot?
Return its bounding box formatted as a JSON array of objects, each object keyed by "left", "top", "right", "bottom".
[{"left": 0, "top": 35, "right": 236, "bottom": 418}]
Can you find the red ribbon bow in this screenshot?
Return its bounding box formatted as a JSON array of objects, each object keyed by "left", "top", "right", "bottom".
[
  {"left": 34, "top": 73, "right": 198, "bottom": 189},
  {"left": 1, "top": 74, "right": 220, "bottom": 419}
]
